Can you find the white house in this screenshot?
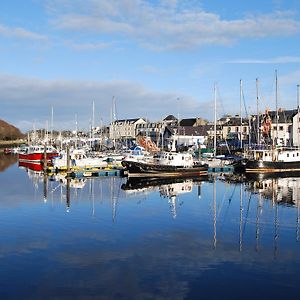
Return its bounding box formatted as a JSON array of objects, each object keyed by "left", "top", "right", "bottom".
[{"left": 109, "top": 118, "right": 147, "bottom": 140}]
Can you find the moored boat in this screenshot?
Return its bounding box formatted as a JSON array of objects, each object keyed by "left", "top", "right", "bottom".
[
  {"left": 18, "top": 145, "right": 59, "bottom": 163},
  {"left": 243, "top": 146, "right": 300, "bottom": 173},
  {"left": 121, "top": 150, "right": 208, "bottom": 178},
  {"left": 52, "top": 148, "right": 108, "bottom": 170}
]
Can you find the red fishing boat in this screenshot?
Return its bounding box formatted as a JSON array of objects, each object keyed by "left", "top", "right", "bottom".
[{"left": 18, "top": 145, "right": 59, "bottom": 163}]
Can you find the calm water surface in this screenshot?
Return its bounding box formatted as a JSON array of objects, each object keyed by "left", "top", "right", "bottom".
[{"left": 1, "top": 155, "right": 300, "bottom": 299}]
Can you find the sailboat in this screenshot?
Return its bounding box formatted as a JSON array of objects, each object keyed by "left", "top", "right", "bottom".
[
  {"left": 244, "top": 71, "right": 300, "bottom": 173},
  {"left": 204, "top": 83, "right": 239, "bottom": 168}
]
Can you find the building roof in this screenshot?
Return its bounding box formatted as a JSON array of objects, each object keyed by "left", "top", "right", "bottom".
[
  {"left": 223, "top": 117, "right": 249, "bottom": 126},
  {"left": 179, "top": 118, "right": 196, "bottom": 126},
  {"left": 264, "top": 109, "right": 297, "bottom": 123},
  {"left": 164, "top": 115, "right": 178, "bottom": 121},
  {"left": 112, "top": 118, "right": 146, "bottom": 124},
  {"left": 178, "top": 126, "right": 208, "bottom": 136}
]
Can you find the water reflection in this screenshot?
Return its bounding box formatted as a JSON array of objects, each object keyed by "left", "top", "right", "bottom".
[
  {"left": 246, "top": 175, "right": 300, "bottom": 207},
  {"left": 0, "top": 153, "right": 18, "bottom": 172},
  {"left": 18, "top": 160, "right": 46, "bottom": 192},
  {"left": 245, "top": 174, "right": 300, "bottom": 255},
  {"left": 221, "top": 172, "right": 300, "bottom": 207},
  {"left": 122, "top": 177, "right": 209, "bottom": 218},
  {"left": 1, "top": 161, "right": 300, "bottom": 299},
  {"left": 221, "top": 172, "right": 300, "bottom": 256}
]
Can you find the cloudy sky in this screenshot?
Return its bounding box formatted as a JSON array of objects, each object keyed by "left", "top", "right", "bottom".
[{"left": 1, "top": 0, "right": 300, "bottom": 132}]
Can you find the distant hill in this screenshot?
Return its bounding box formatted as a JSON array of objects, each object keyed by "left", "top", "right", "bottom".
[{"left": 0, "top": 119, "right": 24, "bottom": 140}]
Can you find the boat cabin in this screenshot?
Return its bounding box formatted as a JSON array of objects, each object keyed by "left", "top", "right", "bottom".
[
  {"left": 154, "top": 151, "right": 194, "bottom": 167},
  {"left": 250, "top": 147, "right": 300, "bottom": 163}
]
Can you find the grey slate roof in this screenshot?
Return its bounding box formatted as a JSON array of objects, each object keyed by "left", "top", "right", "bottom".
[{"left": 179, "top": 118, "right": 196, "bottom": 126}]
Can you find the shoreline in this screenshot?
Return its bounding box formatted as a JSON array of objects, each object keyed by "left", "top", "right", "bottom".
[{"left": 0, "top": 140, "right": 25, "bottom": 152}]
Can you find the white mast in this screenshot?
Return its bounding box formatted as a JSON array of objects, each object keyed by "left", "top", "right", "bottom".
[
  {"left": 75, "top": 114, "right": 78, "bottom": 148},
  {"left": 275, "top": 70, "right": 279, "bottom": 146},
  {"left": 112, "top": 96, "right": 116, "bottom": 150},
  {"left": 256, "top": 78, "right": 260, "bottom": 145},
  {"left": 51, "top": 106, "right": 54, "bottom": 144},
  {"left": 297, "top": 84, "right": 299, "bottom": 148},
  {"left": 213, "top": 84, "right": 217, "bottom": 157},
  {"left": 91, "top": 100, "right": 95, "bottom": 148},
  {"left": 240, "top": 79, "right": 243, "bottom": 149}
]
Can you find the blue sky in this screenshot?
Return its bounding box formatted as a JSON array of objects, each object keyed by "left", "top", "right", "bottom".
[{"left": 1, "top": 0, "right": 300, "bottom": 132}]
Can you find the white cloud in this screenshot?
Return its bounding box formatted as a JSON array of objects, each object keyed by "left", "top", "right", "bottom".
[
  {"left": 46, "top": 0, "right": 300, "bottom": 51},
  {"left": 0, "top": 73, "right": 205, "bottom": 132},
  {"left": 0, "top": 24, "right": 47, "bottom": 41}
]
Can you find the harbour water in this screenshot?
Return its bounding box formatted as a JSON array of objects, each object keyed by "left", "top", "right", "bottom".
[{"left": 1, "top": 154, "right": 300, "bottom": 299}]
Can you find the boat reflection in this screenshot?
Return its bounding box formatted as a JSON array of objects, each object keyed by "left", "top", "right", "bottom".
[
  {"left": 218, "top": 172, "right": 300, "bottom": 254},
  {"left": 244, "top": 173, "right": 300, "bottom": 207},
  {"left": 220, "top": 172, "right": 300, "bottom": 207},
  {"left": 18, "top": 160, "right": 44, "bottom": 172},
  {"left": 122, "top": 176, "right": 208, "bottom": 218},
  {"left": 49, "top": 173, "right": 87, "bottom": 189}
]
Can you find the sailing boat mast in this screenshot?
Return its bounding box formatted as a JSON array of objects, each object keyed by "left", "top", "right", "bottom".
[
  {"left": 111, "top": 96, "right": 116, "bottom": 150},
  {"left": 297, "top": 84, "right": 300, "bottom": 148},
  {"left": 275, "top": 70, "right": 279, "bottom": 145},
  {"left": 256, "top": 78, "right": 260, "bottom": 145},
  {"left": 240, "top": 79, "right": 243, "bottom": 149},
  {"left": 214, "top": 84, "right": 217, "bottom": 157},
  {"left": 92, "top": 100, "right": 95, "bottom": 141},
  {"left": 51, "top": 106, "right": 54, "bottom": 144}
]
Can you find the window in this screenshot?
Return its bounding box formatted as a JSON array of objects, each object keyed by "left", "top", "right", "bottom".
[{"left": 279, "top": 126, "right": 283, "bottom": 131}]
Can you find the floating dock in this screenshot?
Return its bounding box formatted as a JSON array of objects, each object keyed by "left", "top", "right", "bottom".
[
  {"left": 208, "top": 165, "right": 234, "bottom": 173},
  {"left": 68, "top": 168, "right": 125, "bottom": 178},
  {"left": 47, "top": 166, "right": 127, "bottom": 178}
]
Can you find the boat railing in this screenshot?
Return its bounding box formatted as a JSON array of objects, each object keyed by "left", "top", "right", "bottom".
[
  {"left": 245, "top": 144, "right": 272, "bottom": 151},
  {"left": 244, "top": 144, "right": 300, "bottom": 155}
]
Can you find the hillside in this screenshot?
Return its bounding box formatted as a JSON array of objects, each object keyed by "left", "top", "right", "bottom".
[{"left": 0, "top": 119, "right": 24, "bottom": 140}]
